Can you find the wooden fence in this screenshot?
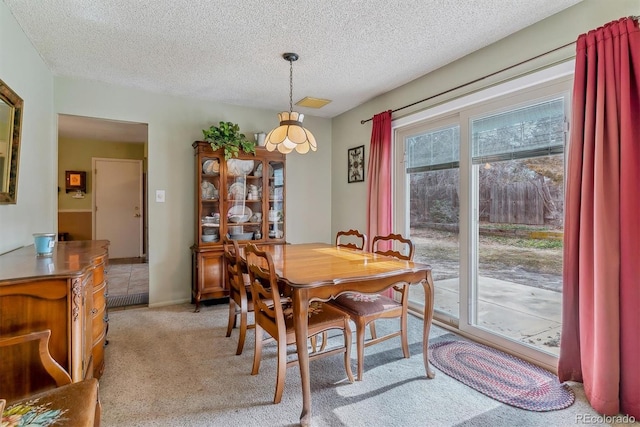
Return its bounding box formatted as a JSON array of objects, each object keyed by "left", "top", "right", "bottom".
[
  {"left": 489, "top": 182, "right": 544, "bottom": 225},
  {"left": 414, "top": 182, "right": 545, "bottom": 225}
]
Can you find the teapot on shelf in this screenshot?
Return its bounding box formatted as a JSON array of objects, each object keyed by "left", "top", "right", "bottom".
[{"left": 247, "top": 184, "right": 259, "bottom": 200}]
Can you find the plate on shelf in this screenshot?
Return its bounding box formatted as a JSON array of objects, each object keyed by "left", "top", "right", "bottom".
[
  {"left": 202, "top": 159, "right": 220, "bottom": 175},
  {"left": 200, "top": 181, "right": 217, "bottom": 199},
  {"left": 227, "top": 205, "right": 252, "bottom": 223},
  {"left": 228, "top": 182, "right": 246, "bottom": 200},
  {"left": 227, "top": 159, "right": 254, "bottom": 176},
  {"left": 254, "top": 163, "right": 273, "bottom": 178}
]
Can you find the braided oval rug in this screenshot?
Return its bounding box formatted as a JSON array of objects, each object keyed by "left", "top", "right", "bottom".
[{"left": 429, "top": 339, "right": 575, "bottom": 411}]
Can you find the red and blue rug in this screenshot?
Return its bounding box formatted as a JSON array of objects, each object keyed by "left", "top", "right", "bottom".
[{"left": 429, "top": 338, "right": 575, "bottom": 411}]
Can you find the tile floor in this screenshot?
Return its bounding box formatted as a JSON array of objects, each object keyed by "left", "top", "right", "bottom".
[{"left": 106, "top": 258, "right": 149, "bottom": 309}]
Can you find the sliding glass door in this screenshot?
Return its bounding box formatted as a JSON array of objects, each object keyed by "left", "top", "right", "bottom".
[
  {"left": 468, "top": 97, "right": 566, "bottom": 358},
  {"left": 395, "top": 69, "right": 572, "bottom": 368},
  {"left": 400, "top": 118, "right": 460, "bottom": 326}
]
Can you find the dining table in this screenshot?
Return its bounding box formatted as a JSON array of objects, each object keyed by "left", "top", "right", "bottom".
[{"left": 240, "top": 242, "right": 435, "bottom": 426}]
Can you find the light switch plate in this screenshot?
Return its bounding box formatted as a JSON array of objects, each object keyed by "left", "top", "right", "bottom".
[{"left": 155, "top": 190, "right": 165, "bottom": 203}]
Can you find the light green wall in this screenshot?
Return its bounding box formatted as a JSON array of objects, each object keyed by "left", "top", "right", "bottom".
[
  {"left": 0, "top": 1, "right": 55, "bottom": 254},
  {"left": 330, "top": 0, "right": 640, "bottom": 238},
  {"left": 58, "top": 137, "right": 145, "bottom": 210}
]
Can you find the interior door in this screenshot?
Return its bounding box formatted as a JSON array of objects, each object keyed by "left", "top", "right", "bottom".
[{"left": 93, "top": 158, "right": 143, "bottom": 258}]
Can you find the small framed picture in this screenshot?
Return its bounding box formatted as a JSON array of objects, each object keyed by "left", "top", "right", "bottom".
[
  {"left": 65, "top": 170, "right": 86, "bottom": 193},
  {"left": 348, "top": 145, "right": 365, "bottom": 183}
]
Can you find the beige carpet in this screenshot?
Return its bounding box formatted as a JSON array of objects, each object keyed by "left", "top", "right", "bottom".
[{"left": 100, "top": 303, "right": 610, "bottom": 427}]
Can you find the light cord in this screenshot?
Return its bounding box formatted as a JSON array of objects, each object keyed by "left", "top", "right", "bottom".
[{"left": 289, "top": 58, "right": 293, "bottom": 113}]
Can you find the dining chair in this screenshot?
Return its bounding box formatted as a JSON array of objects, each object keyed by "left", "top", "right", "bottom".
[
  {"left": 310, "top": 229, "right": 368, "bottom": 352},
  {"left": 0, "top": 330, "right": 101, "bottom": 425},
  {"left": 223, "top": 237, "right": 254, "bottom": 355},
  {"left": 336, "top": 229, "right": 367, "bottom": 250},
  {"left": 0, "top": 330, "right": 73, "bottom": 392},
  {"left": 330, "top": 233, "right": 414, "bottom": 381},
  {"left": 245, "top": 243, "right": 354, "bottom": 404}
]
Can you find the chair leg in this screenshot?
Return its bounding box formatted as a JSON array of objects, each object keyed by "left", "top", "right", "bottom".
[
  {"left": 343, "top": 323, "right": 355, "bottom": 383},
  {"left": 310, "top": 334, "right": 318, "bottom": 353},
  {"left": 251, "top": 324, "right": 263, "bottom": 376},
  {"left": 319, "top": 331, "right": 328, "bottom": 352},
  {"left": 355, "top": 318, "right": 367, "bottom": 381},
  {"left": 400, "top": 310, "right": 410, "bottom": 359},
  {"left": 369, "top": 321, "right": 377, "bottom": 340},
  {"left": 273, "top": 339, "right": 288, "bottom": 404},
  {"left": 236, "top": 303, "right": 248, "bottom": 355},
  {"left": 226, "top": 299, "right": 237, "bottom": 337}
]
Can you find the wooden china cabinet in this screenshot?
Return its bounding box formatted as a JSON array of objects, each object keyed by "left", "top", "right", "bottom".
[{"left": 191, "top": 141, "right": 286, "bottom": 311}]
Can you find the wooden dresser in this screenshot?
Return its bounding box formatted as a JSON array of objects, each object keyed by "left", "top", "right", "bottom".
[{"left": 0, "top": 240, "right": 109, "bottom": 401}]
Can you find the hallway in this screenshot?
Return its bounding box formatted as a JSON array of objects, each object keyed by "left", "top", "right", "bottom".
[{"left": 107, "top": 258, "right": 149, "bottom": 309}]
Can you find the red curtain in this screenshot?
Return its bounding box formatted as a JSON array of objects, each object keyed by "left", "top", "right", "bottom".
[
  {"left": 366, "top": 111, "right": 393, "bottom": 298},
  {"left": 558, "top": 17, "right": 640, "bottom": 418},
  {"left": 366, "top": 110, "right": 393, "bottom": 252}
]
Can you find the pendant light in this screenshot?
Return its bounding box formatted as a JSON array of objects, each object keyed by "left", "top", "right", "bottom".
[{"left": 264, "top": 53, "right": 317, "bottom": 154}]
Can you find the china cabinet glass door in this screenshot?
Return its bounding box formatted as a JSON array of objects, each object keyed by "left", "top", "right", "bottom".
[
  {"left": 199, "top": 155, "right": 221, "bottom": 244},
  {"left": 267, "top": 161, "right": 285, "bottom": 240},
  {"left": 226, "top": 167, "right": 262, "bottom": 241}
]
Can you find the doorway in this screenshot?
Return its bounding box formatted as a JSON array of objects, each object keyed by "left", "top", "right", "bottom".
[{"left": 57, "top": 114, "right": 149, "bottom": 307}]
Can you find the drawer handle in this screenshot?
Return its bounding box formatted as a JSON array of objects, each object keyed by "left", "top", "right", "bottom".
[{"left": 91, "top": 308, "right": 98, "bottom": 315}]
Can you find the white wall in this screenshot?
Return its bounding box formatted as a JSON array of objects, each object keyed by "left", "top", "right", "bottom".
[
  {"left": 54, "top": 77, "right": 332, "bottom": 306},
  {"left": 330, "top": 0, "right": 640, "bottom": 239},
  {"left": 0, "top": 1, "right": 55, "bottom": 254}
]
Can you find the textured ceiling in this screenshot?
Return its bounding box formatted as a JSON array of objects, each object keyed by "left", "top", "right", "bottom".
[{"left": 5, "top": 0, "right": 582, "bottom": 140}]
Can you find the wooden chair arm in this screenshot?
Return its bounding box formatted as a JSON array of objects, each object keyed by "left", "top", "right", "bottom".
[{"left": 0, "top": 330, "right": 72, "bottom": 387}]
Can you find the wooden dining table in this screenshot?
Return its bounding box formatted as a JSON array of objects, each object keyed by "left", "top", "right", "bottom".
[{"left": 240, "top": 242, "right": 435, "bottom": 426}]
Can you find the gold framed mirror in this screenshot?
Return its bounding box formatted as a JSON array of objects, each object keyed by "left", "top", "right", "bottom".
[{"left": 0, "top": 78, "right": 23, "bottom": 204}]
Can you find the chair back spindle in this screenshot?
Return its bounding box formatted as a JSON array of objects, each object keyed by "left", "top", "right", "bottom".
[
  {"left": 372, "top": 233, "right": 414, "bottom": 261},
  {"left": 336, "top": 229, "right": 367, "bottom": 250}
]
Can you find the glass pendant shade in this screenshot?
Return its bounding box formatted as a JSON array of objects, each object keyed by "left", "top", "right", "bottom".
[{"left": 264, "top": 111, "right": 317, "bottom": 154}]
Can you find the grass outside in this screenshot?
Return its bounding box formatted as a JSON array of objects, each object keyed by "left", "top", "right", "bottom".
[{"left": 410, "top": 225, "right": 563, "bottom": 292}]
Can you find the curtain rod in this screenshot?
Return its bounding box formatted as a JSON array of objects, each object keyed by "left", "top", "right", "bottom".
[{"left": 360, "top": 40, "right": 576, "bottom": 125}]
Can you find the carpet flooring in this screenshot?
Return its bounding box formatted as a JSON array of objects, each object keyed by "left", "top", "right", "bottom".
[{"left": 100, "top": 303, "right": 620, "bottom": 427}]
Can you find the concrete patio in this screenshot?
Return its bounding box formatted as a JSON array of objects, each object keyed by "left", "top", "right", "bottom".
[{"left": 408, "top": 277, "right": 562, "bottom": 356}]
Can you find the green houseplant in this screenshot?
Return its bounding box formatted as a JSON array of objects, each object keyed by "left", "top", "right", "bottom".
[{"left": 202, "top": 121, "right": 256, "bottom": 160}]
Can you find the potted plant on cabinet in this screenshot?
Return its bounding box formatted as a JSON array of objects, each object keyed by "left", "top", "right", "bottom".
[{"left": 202, "top": 121, "right": 256, "bottom": 160}]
